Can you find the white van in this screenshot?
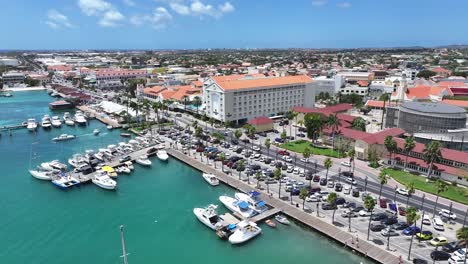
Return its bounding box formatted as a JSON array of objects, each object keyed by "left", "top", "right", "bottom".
[
  {"left": 422, "top": 214, "right": 431, "bottom": 225},
  {"left": 432, "top": 216, "right": 445, "bottom": 231}
]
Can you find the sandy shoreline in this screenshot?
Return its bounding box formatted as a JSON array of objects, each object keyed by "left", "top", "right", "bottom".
[{"left": 3, "top": 87, "right": 46, "bottom": 92}]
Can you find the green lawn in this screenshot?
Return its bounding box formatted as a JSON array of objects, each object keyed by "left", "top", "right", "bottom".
[
  {"left": 280, "top": 140, "right": 345, "bottom": 158},
  {"left": 383, "top": 168, "right": 468, "bottom": 205}
]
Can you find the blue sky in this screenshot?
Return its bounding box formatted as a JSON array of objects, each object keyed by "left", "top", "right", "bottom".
[{"left": 1, "top": 0, "right": 468, "bottom": 50}]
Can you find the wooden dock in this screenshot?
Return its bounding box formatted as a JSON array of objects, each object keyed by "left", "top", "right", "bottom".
[
  {"left": 167, "top": 148, "right": 407, "bottom": 264},
  {"left": 76, "top": 105, "right": 121, "bottom": 128}
]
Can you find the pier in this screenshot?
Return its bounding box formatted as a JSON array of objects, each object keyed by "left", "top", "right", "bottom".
[
  {"left": 76, "top": 105, "right": 121, "bottom": 128},
  {"left": 167, "top": 148, "right": 406, "bottom": 264}
]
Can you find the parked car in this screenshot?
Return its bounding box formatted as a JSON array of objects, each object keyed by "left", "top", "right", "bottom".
[
  {"left": 352, "top": 188, "right": 360, "bottom": 197},
  {"left": 343, "top": 185, "right": 351, "bottom": 195},
  {"left": 392, "top": 222, "right": 409, "bottom": 230},
  {"left": 358, "top": 210, "right": 372, "bottom": 217},
  {"left": 370, "top": 223, "right": 386, "bottom": 232},
  {"left": 412, "top": 258, "right": 428, "bottom": 264},
  {"left": 416, "top": 231, "right": 433, "bottom": 240},
  {"left": 396, "top": 188, "right": 409, "bottom": 196},
  {"left": 306, "top": 194, "right": 320, "bottom": 202},
  {"left": 379, "top": 198, "right": 388, "bottom": 208},
  {"left": 327, "top": 180, "right": 335, "bottom": 188},
  {"left": 334, "top": 183, "right": 343, "bottom": 192},
  {"left": 430, "top": 237, "right": 449, "bottom": 247},
  {"left": 403, "top": 226, "right": 421, "bottom": 236},
  {"left": 345, "top": 177, "right": 357, "bottom": 185},
  {"left": 313, "top": 175, "right": 320, "bottom": 182},
  {"left": 340, "top": 161, "right": 351, "bottom": 167},
  {"left": 381, "top": 228, "right": 399, "bottom": 237},
  {"left": 398, "top": 207, "right": 406, "bottom": 216},
  {"left": 433, "top": 217, "right": 445, "bottom": 231},
  {"left": 439, "top": 209, "right": 457, "bottom": 220},
  {"left": 371, "top": 213, "right": 388, "bottom": 221},
  {"left": 319, "top": 178, "right": 327, "bottom": 186},
  {"left": 381, "top": 217, "right": 398, "bottom": 226},
  {"left": 442, "top": 241, "right": 463, "bottom": 253},
  {"left": 321, "top": 203, "right": 337, "bottom": 210},
  {"left": 341, "top": 211, "right": 359, "bottom": 218},
  {"left": 342, "top": 171, "right": 353, "bottom": 177},
  {"left": 297, "top": 133, "right": 305, "bottom": 138},
  {"left": 430, "top": 251, "right": 451, "bottom": 261},
  {"left": 335, "top": 197, "right": 346, "bottom": 205},
  {"left": 275, "top": 138, "right": 285, "bottom": 143}
]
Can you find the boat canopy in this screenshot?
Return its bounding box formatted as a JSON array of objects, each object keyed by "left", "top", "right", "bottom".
[
  {"left": 256, "top": 201, "right": 266, "bottom": 207},
  {"left": 228, "top": 224, "right": 236, "bottom": 230},
  {"left": 102, "top": 166, "right": 115, "bottom": 173},
  {"left": 237, "top": 201, "right": 249, "bottom": 209},
  {"left": 249, "top": 191, "right": 261, "bottom": 197}
]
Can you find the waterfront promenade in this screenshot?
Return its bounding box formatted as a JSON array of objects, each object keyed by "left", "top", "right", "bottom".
[
  {"left": 76, "top": 105, "right": 121, "bottom": 128},
  {"left": 167, "top": 148, "right": 406, "bottom": 264}
]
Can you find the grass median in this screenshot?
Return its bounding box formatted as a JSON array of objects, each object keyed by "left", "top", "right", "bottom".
[
  {"left": 383, "top": 168, "right": 468, "bottom": 205},
  {"left": 280, "top": 140, "right": 345, "bottom": 158}
]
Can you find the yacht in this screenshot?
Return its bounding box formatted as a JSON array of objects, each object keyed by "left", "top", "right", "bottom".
[
  {"left": 228, "top": 221, "right": 262, "bottom": 244},
  {"left": 92, "top": 174, "right": 117, "bottom": 190},
  {"left": 52, "top": 176, "right": 80, "bottom": 189},
  {"left": 40, "top": 160, "right": 67, "bottom": 171},
  {"left": 275, "top": 215, "right": 290, "bottom": 225},
  {"left": 116, "top": 166, "right": 131, "bottom": 174},
  {"left": 41, "top": 115, "right": 52, "bottom": 129},
  {"left": 51, "top": 116, "right": 62, "bottom": 127},
  {"left": 219, "top": 196, "right": 257, "bottom": 218},
  {"left": 63, "top": 112, "right": 74, "bottom": 126},
  {"left": 135, "top": 155, "right": 151, "bottom": 166},
  {"left": 68, "top": 154, "right": 88, "bottom": 168},
  {"left": 74, "top": 111, "right": 87, "bottom": 125},
  {"left": 27, "top": 118, "right": 37, "bottom": 131},
  {"left": 235, "top": 191, "right": 268, "bottom": 213},
  {"left": 123, "top": 161, "right": 134, "bottom": 170},
  {"left": 156, "top": 150, "right": 169, "bottom": 161},
  {"left": 98, "top": 148, "right": 114, "bottom": 159},
  {"left": 202, "top": 173, "right": 220, "bottom": 186},
  {"left": 52, "top": 134, "right": 75, "bottom": 141},
  {"left": 193, "top": 204, "right": 225, "bottom": 230},
  {"left": 93, "top": 129, "right": 100, "bottom": 135},
  {"left": 29, "top": 170, "right": 53, "bottom": 180}
]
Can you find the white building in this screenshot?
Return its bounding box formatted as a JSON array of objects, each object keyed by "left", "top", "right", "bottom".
[
  {"left": 312, "top": 75, "right": 344, "bottom": 96},
  {"left": 1, "top": 71, "right": 25, "bottom": 86},
  {"left": 0, "top": 58, "right": 19, "bottom": 66},
  {"left": 340, "top": 85, "right": 369, "bottom": 96},
  {"left": 337, "top": 71, "right": 372, "bottom": 82},
  {"left": 203, "top": 74, "right": 315, "bottom": 123}
]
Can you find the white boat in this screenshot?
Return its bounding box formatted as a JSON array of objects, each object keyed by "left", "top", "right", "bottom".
[
  {"left": 235, "top": 191, "right": 268, "bottom": 214},
  {"left": 93, "top": 129, "right": 100, "bottom": 135},
  {"left": 29, "top": 170, "right": 53, "bottom": 180},
  {"left": 51, "top": 116, "right": 62, "bottom": 127},
  {"left": 40, "top": 160, "right": 67, "bottom": 171},
  {"left": 193, "top": 204, "right": 225, "bottom": 230},
  {"left": 41, "top": 115, "right": 52, "bottom": 128},
  {"left": 98, "top": 148, "right": 114, "bottom": 159},
  {"left": 228, "top": 221, "right": 261, "bottom": 244},
  {"left": 74, "top": 111, "right": 87, "bottom": 125},
  {"left": 123, "top": 161, "right": 134, "bottom": 170},
  {"left": 52, "top": 134, "right": 76, "bottom": 141},
  {"left": 68, "top": 154, "right": 88, "bottom": 168},
  {"left": 156, "top": 150, "right": 169, "bottom": 161},
  {"left": 275, "top": 215, "right": 290, "bottom": 225},
  {"left": 219, "top": 195, "right": 257, "bottom": 218},
  {"left": 202, "top": 173, "right": 219, "bottom": 186},
  {"left": 52, "top": 176, "right": 80, "bottom": 189},
  {"left": 92, "top": 174, "right": 117, "bottom": 190},
  {"left": 63, "top": 112, "right": 75, "bottom": 126},
  {"left": 135, "top": 155, "right": 152, "bottom": 166},
  {"left": 116, "top": 166, "right": 131, "bottom": 174},
  {"left": 27, "top": 118, "right": 37, "bottom": 131},
  {"left": 107, "top": 125, "right": 113, "bottom": 130}
]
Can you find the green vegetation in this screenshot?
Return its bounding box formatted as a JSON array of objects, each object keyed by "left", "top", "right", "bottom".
[
  {"left": 280, "top": 140, "right": 345, "bottom": 158},
  {"left": 416, "top": 70, "right": 436, "bottom": 79},
  {"left": 383, "top": 168, "right": 468, "bottom": 205}
]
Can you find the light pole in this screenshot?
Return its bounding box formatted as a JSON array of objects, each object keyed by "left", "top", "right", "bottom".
[
  {"left": 364, "top": 176, "right": 368, "bottom": 193},
  {"left": 338, "top": 167, "right": 342, "bottom": 183},
  {"left": 348, "top": 208, "right": 352, "bottom": 232}
]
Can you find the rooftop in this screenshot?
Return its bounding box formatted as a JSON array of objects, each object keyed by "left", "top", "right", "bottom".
[
  {"left": 213, "top": 75, "right": 312, "bottom": 91},
  {"left": 402, "top": 101, "right": 465, "bottom": 114}
]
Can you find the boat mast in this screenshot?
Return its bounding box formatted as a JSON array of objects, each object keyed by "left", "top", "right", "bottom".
[{"left": 120, "top": 225, "right": 129, "bottom": 264}]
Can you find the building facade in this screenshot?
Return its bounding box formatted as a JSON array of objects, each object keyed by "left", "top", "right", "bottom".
[
  {"left": 203, "top": 75, "right": 315, "bottom": 123},
  {"left": 1, "top": 72, "right": 25, "bottom": 86}
]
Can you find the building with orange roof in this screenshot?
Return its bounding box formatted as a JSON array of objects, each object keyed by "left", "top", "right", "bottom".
[
  {"left": 142, "top": 84, "right": 201, "bottom": 102},
  {"left": 203, "top": 74, "right": 314, "bottom": 124},
  {"left": 442, "top": 99, "right": 468, "bottom": 109}
]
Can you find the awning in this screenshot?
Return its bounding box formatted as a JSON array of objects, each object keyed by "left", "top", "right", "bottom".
[{"left": 237, "top": 201, "right": 249, "bottom": 209}]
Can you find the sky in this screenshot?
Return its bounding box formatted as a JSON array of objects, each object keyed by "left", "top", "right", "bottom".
[{"left": 1, "top": 0, "right": 468, "bottom": 50}]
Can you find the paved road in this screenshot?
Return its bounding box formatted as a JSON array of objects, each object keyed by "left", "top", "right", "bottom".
[{"left": 173, "top": 113, "right": 468, "bottom": 225}]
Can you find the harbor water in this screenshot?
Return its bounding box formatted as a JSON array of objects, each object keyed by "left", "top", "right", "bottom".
[{"left": 0, "top": 91, "right": 372, "bottom": 264}]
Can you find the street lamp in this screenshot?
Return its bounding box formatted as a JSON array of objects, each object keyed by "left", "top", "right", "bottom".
[
  {"left": 338, "top": 167, "right": 342, "bottom": 183},
  {"left": 364, "top": 176, "right": 368, "bottom": 193}
]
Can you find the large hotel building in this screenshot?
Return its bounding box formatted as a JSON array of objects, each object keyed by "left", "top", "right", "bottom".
[{"left": 202, "top": 74, "right": 315, "bottom": 124}]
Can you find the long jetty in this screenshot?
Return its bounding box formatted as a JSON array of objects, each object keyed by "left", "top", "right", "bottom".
[
  {"left": 76, "top": 105, "right": 121, "bottom": 128},
  {"left": 167, "top": 148, "right": 406, "bottom": 264}
]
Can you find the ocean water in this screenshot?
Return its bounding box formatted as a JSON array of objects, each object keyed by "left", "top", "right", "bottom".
[{"left": 0, "top": 91, "right": 372, "bottom": 264}]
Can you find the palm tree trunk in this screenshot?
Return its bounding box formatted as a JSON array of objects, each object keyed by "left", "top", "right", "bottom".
[
  {"left": 378, "top": 184, "right": 383, "bottom": 201},
  {"left": 367, "top": 210, "right": 373, "bottom": 240},
  {"left": 278, "top": 181, "right": 282, "bottom": 198},
  {"left": 325, "top": 168, "right": 329, "bottom": 181},
  {"left": 432, "top": 194, "right": 440, "bottom": 218},
  {"left": 407, "top": 223, "right": 416, "bottom": 260},
  {"left": 332, "top": 208, "right": 336, "bottom": 223},
  {"left": 267, "top": 183, "right": 270, "bottom": 194},
  {"left": 406, "top": 195, "right": 410, "bottom": 208},
  {"left": 404, "top": 152, "right": 409, "bottom": 171},
  {"left": 303, "top": 199, "right": 305, "bottom": 209}
]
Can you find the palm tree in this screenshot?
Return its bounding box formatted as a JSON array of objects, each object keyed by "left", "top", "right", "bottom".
[
  {"left": 264, "top": 138, "right": 271, "bottom": 156},
  {"left": 406, "top": 207, "right": 421, "bottom": 260},
  {"left": 380, "top": 93, "right": 390, "bottom": 130},
  {"left": 219, "top": 152, "right": 226, "bottom": 172},
  {"left": 274, "top": 168, "right": 283, "bottom": 198},
  {"left": 152, "top": 102, "right": 162, "bottom": 131},
  {"left": 364, "top": 195, "right": 376, "bottom": 240},
  {"left": 255, "top": 171, "right": 262, "bottom": 189},
  {"left": 423, "top": 141, "right": 443, "bottom": 179},
  {"left": 384, "top": 136, "right": 397, "bottom": 167},
  {"left": 456, "top": 227, "right": 468, "bottom": 264},
  {"left": 182, "top": 95, "right": 189, "bottom": 112},
  {"left": 195, "top": 127, "right": 203, "bottom": 139},
  {"left": 327, "top": 192, "right": 338, "bottom": 223},
  {"left": 237, "top": 160, "right": 245, "bottom": 180},
  {"left": 327, "top": 114, "right": 341, "bottom": 149},
  {"left": 432, "top": 179, "right": 449, "bottom": 218},
  {"left": 378, "top": 171, "right": 388, "bottom": 201},
  {"left": 285, "top": 111, "right": 295, "bottom": 137},
  {"left": 324, "top": 158, "right": 332, "bottom": 182},
  {"left": 193, "top": 96, "right": 202, "bottom": 115},
  {"left": 192, "top": 120, "right": 198, "bottom": 129},
  {"left": 299, "top": 188, "right": 309, "bottom": 210},
  {"left": 234, "top": 129, "right": 242, "bottom": 142},
  {"left": 403, "top": 136, "right": 416, "bottom": 171},
  {"left": 303, "top": 147, "right": 311, "bottom": 185},
  {"left": 351, "top": 117, "right": 366, "bottom": 132},
  {"left": 405, "top": 182, "right": 416, "bottom": 207},
  {"left": 348, "top": 149, "right": 356, "bottom": 173},
  {"left": 281, "top": 129, "right": 287, "bottom": 142}
]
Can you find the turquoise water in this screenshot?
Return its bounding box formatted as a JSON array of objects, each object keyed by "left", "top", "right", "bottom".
[{"left": 0, "top": 91, "right": 372, "bottom": 264}]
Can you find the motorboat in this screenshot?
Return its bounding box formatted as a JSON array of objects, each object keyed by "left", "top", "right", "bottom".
[
  {"left": 41, "top": 115, "right": 52, "bottom": 128},
  {"left": 92, "top": 174, "right": 117, "bottom": 190},
  {"left": 52, "top": 176, "right": 80, "bottom": 189},
  {"left": 98, "top": 148, "right": 114, "bottom": 159},
  {"left": 156, "top": 150, "right": 169, "bottom": 161},
  {"left": 68, "top": 154, "right": 88, "bottom": 168},
  {"left": 52, "top": 134, "right": 76, "bottom": 141},
  {"left": 63, "top": 112, "right": 74, "bottom": 126},
  {"left": 228, "top": 221, "right": 262, "bottom": 244},
  {"left": 51, "top": 116, "right": 62, "bottom": 127},
  {"left": 100, "top": 166, "right": 118, "bottom": 178},
  {"left": 123, "top": 161, "right": 134, "bottom": 170},
  {"left": 94, "top": 152, "right": 105, "bottom": 161},
  {"left": 275, "top": 215, "right": 290, "bottom": 225},
  {"left": 219, "top": 196, "right": 257, "bottom": 218},
  {"left": 235, "top": 191, "right": 268, "bottom": 214},
  {"left": 107, "top": 125, "right": 113, "bottom": 130},
  {"left": 40, "top": 160, "right": 67, "bottom": 171},
  {"left": 135, "top": 155, "right": 151, "bottom": 166},
  {"left": 29, "top": 170, "right": 53, "bottom": 180},
  {"left": 26, "top": 118, "right": 37, "bottom": 131},
  {"left": 265, "top": 219, "right": 276, "bottom": 228},
  {"left": 74, "top": 111, "right": 87, "bottom": 125},
  {"left": 120, "top": 133, "right": 131, "bottom": 138},
  {"left": 202, "top": 173, "right": 219, "bottom": 186},
  {"left": 93, "top": 129, "right": 100, "bottom": 135},
  {"left": 115, "top": 166, "right": 131, "bottom": 174},
  {"left": 193, "top": 204, "right": 225, "bottom": 230}
]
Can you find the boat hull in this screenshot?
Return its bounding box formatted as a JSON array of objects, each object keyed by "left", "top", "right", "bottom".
[
  {"left": 219, "top": 196, "right": 256, "bottom": 218},
  {"left": 29, "top": 170, "right": 52, "bottom": 180}
]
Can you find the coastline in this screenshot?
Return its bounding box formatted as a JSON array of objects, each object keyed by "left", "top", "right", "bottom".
[{"left": 3, "top": 86, "right": 46, "bottom": 91}]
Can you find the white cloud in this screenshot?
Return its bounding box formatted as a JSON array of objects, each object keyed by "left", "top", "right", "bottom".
[
  {"left": 46, "top": 9, "right": 73, "bottom": 29},
  {"left": 123, "top": 0, "right": 136, "bottom": 6},
  {"left": 78, "top": 0, "right": 125, "bottom": 27},
  {"left": 311, "top": 0, "right": 327, "bottom": 7},
  {"left": 169, "top": 1, "right": 235, "bottom": 18},
  {"left": 130, "top": 7, "right": 173, "bottom": 29},
  {"left": 337, "top": 2, "right": 351, "bottom": 8}
]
